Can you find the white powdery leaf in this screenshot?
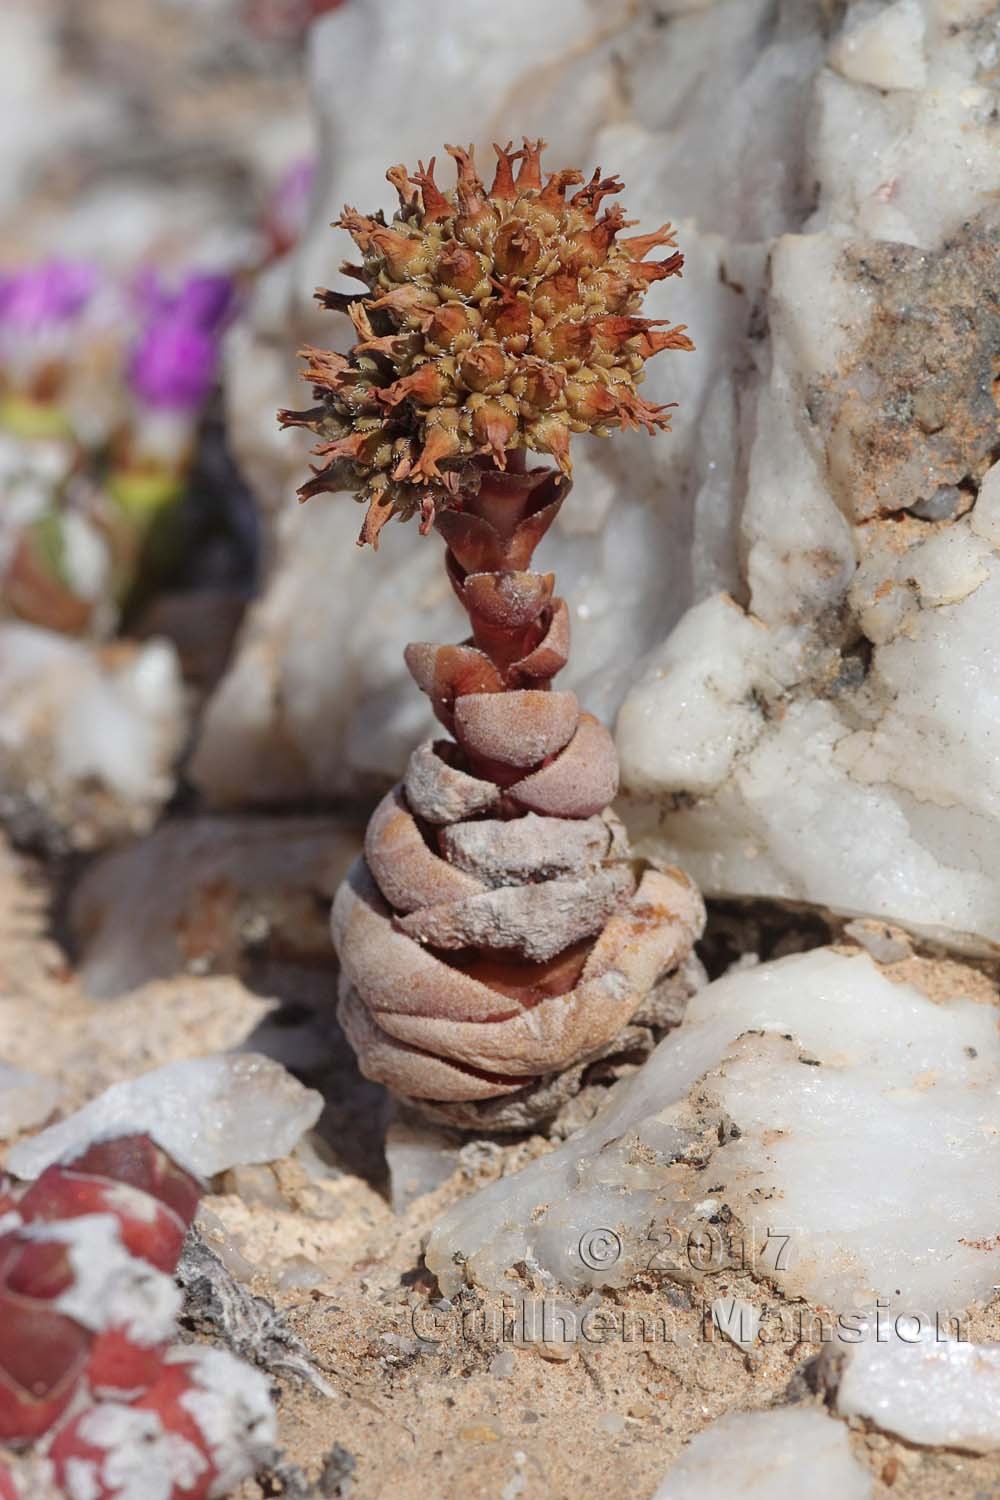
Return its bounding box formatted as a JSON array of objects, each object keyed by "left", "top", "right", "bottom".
[
  {"left": 650, "top": 1407, "right": 872, "bottom": 1500},
  {"left": 7, "top": 1054, "right": 323, "bottom": 1181},
  {"left": 831, "top": 1328, "right": 1000, "bottom": 1452},
  {"left": 72, "top": 1404, "right": 208, "bottom": 1500},
  {"left": 427, "top": 949, "right": 1000, "bottom": 1314},
  {"left": 170, "top": 1346, "right": 277, "bottom": 1494},
  {"left": 25, "top": 1214, "right": 180, "bottom": 1345},
  {"left": 0, "top": 1062, "right": 60, "bottom": 1140}
]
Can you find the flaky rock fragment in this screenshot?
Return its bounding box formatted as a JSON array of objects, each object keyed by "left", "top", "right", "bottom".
[{"left": 287, "top": 144, "right": 701, "bottom": 1127}]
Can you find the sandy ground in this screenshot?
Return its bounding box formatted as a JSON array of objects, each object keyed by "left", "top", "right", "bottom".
[{"left": 2, "top": 834, "right": 1000, "bottom": 1499}]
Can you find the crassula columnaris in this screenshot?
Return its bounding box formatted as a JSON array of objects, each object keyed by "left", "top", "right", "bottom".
[{"left": 284, "top": 140, "right": 705, "bottom": 1129}]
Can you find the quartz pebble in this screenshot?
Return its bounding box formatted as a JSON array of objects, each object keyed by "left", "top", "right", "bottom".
[
  {"left": 384, "top": 1115, "right": 464, "bottom": 1213},
  {"left": 427, "top": 949, "right": 1000, "bottom": 1314},
  {"left": 70, "top": 816, "right": 358, "bottom": 998},
  {"left": 710, "top": 1297, "right": 760, "bottom": 1352},
  {"left": 0, "top": 1063, "right": 60, "bottom": 1141},
  {"left": 7, "top": 1054, "right": 323, "bottom": 1181},
  {"left": 651, "top": 1407, "right": 872, "bottom": 1500},
  {"left": 0, "top": 623, "right": 186, "bottom": 851},
  {"left": 829, "top": 1328, "right": 1000, "bottom": 1453}
]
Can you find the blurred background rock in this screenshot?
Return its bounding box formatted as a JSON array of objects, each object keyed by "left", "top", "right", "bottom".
[{"left": 0, "top": 0, "right": 328, "bottom": 849}]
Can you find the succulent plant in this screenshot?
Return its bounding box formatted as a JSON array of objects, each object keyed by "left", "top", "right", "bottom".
[
  {"left": 288, "top": 141, "right": 704, "bottom": 1129},
  {"left": 280, "top": 138, "right": 693, "bottom": 546},
  {"left": 0, "top": 1134, "right": 275, "bottom": 1499}
]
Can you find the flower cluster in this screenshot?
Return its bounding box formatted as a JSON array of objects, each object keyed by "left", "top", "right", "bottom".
[
  {"left": 128, "top": 270, "right": 234, "bottom": 413},
  {"left": 0, "top": 1134, "right": 275, "bottom": 1499},
  {"left": 0, "top": 261, "right": 235, "bottom": 637},
  {"left": 0, "top": 262, "right": 98, "bottom": 334},
  {"left": 281, "top": 138, "right": 692, "bottom": 545}
]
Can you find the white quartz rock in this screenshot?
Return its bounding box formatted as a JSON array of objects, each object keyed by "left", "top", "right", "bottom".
[
  {"left": 812, "top": 10, "right": 1000, "bottom": 248},
  {"left": 829, "top": 1328, "right": 1000, "bottom": 1453},
  {"left": 623, "top": 498, "right": 1000, "bottom": 949},
  {"left": 426, "top": 949, "right": 1000, "bottom": 1313},
  {"left": 0, "top": 623, "right": 187, "bottom": 850},
  {"left": 6, "top": 1054, "right": 323, "bottom": 1181},
  {"left": 0, "top": 1062, "right": 60, "bottom": 1141},
  {"left": 384, "top": 1116, "right": 464, "bottom": 1214},
  {"left": 0, "top": 7, "right": 120, "bottom": 215},
  {"left": 710, "top": 1296, "right": 761, "bottom": 1352},
  {"left": 621, "top": 209, "right": 1000, "bottom": 950},
  {"left": 70, "top": 816, "right": 359, "bottom": 998},
  {"left": 651, "top": 1407, "right": 872, "bottom": 1500},
  {"left": 829, "top": 1, "right": 927, "bottom": 93},
  {"left": 616, "top": 594, "right": 802, "bottom": 798}
]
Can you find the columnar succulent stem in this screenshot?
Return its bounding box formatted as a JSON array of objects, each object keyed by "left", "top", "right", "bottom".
[
  {"left": 333, "top": 459, "right": 704, "bottom": 1130},
  {"left": 285, "top": 140, "right": 704, "bottom": 1129}
]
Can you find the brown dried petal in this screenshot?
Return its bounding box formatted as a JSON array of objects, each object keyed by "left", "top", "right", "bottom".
[
  {"left": 508, "top": 596, "right": 571, "bottom": 683},
  {"left": 351, "top": 870, "right": 702, "bottom": 1075},
  {"left": 461, "top": 571, "right": 553, "bottom": 628},
  {"left": 404, "top": 643, "right": 503, "bottom": 730}
]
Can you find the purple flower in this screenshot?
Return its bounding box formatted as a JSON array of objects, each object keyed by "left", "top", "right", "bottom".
[
  {"left": 128, "top": 320, "right": 220, "bottom": 410},
  {"left": 0, "top": 260, "right": 99, "bottom": 329},
  {"left": 127, "top": 268, "right": 235, "bottom": 411},
  {"left": 134, "top": 269, "right": 234, "bottom": 334},
  {"left": 173, "top": 273, "right": 234, "bottom": 332}
]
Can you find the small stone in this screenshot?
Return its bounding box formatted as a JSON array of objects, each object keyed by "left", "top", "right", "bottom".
[
  {"left": 828, "top": 1327, "right": 1000, "bottom": 1452},
  {"left": 908, "top": 486, "right": 961, "bottom": 522},
  {"left": 459, "top": 1423, "right": 500, "bottom": 1444},
  {"left": 7, "top": 1054, "right": 323, "bottom": 1181},
  {"left": 277, "top": 1259, "right": 327, "bottom": 1293},
  {"left": 711, "top": 1296, "right": 760, "bottom": 1351},
  {"left": 221, "top": 1163, "right": 286, "bottom": 1210},
  {"left": 842, "top": 920, "right": 912, "bottom": 965},
  {"left": 70, "top": 816, "right": 358, "bottom": 998},
  {"left": 0, "top": 1063, "right": 60, "bottom": 1140},
  {"left": 651, "top": 1407, "right": 872, "bottom": 1499},
  {"left": 384, "top": 1114, "right": 464, "bottom": 1213},
  {"left": 0, "top": 624, "right": 186, "bottom": 852},
  {"left": 829, "top": 0, "right": 927, "bottom": 92}
]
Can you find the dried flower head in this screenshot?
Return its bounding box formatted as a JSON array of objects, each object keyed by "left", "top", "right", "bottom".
[{"left": 280, "top": 139, "right": 693, "bottom": 546}]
